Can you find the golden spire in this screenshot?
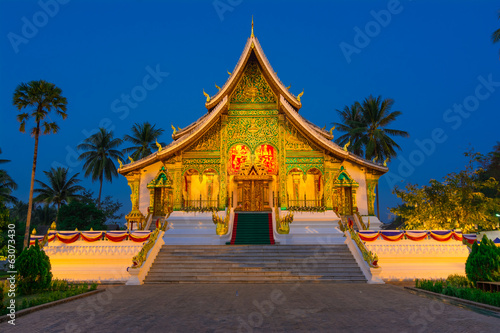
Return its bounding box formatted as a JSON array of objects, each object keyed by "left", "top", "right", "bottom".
[
  {"left": 251, "top": 16, "right": 254, "bottom": 37},
  {"left": 297, "top": 90, "right": 304, "bottom": 102},
  {"left": 203, "top": 89, "right": 210, "bottom": 102}
]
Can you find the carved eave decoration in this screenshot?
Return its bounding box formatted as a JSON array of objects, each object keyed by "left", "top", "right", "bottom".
[
  {"left": 147, "top": 166, "right": 173, "bottom": 189},
  {"left": 334, "top": 166, "right": 359, "bottom": 187}
]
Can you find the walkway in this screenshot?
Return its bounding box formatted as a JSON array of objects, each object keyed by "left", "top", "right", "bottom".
[{"left": 2, "top": 284, "right": 499, "bottom": 332}]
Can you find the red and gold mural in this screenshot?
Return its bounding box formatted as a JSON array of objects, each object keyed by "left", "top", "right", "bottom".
[
  {"left": 255, "top": 144, "right": 278, "bottom": 174},
  {"left": 228, "top": 144, "right": 250, "bottom": 175}
]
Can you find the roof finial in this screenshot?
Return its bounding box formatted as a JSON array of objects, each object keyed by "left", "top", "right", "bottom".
[{"left": 251, "top": 15, "right": 254, "bottom": 37}]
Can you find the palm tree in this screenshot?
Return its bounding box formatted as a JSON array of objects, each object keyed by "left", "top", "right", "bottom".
[
  {"left": 123, "top": 122, "right": 166, "bottom": 160},
  {"left": 333, "top": 95, "right": 408, "bottom": 218},
  {"left": 77, "top": 128, "right": 123, "bottom": 207},
  {"left": 13, "top": 80, "right": 67, "bottom": 248},
  {"left": 332, "top": 102, "right": 364, "bottom": 156},
  {"left": 492, "top": 11, "right": 500, "bottom": 46},
  {"left": 0, "top": 148, "right": 18, "bottom": 204},
  {"left": 359, "top": 95, "right": 409, "bottom": 162},
  {"left": 34, "top": 167, "right": 85, "bottom": 221}
]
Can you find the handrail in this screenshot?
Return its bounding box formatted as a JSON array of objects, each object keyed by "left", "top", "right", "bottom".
[
  {"left": 131, "top": 220, "right": 169, "bottom": 268},
  {"left": 142, "top": 212, "right": 153, "bottom": 230},
  {"left": 339, "top": 220, "right": 378, "bottom": 268},
  {"left": 354, "top": 212, "right": 368, "bottom": 230}
]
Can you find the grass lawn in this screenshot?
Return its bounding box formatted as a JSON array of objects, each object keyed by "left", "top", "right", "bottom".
[{"left": 1, "top": 280, "right": 97, "bottom": 316}]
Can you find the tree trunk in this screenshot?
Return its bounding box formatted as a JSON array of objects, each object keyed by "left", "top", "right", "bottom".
[
  {"left": 376, "top": 184, "right": 380, "bottom": 220},
  {"left": 97, "top": 173, "right": 103, "bottom": 208},
  {"left": 55, "top": 202, "right": 60, "bottom": 223},
  {"left": 24, "top": 126, "right": 40, "bottom": 249}
]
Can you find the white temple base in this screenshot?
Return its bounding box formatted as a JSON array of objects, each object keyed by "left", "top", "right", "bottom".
[
  {"left": 163, "top": 211, "right": 227, "bottom": 245},
  {"left": 274, "top": 211, "right": 345, "bottom": 245}
]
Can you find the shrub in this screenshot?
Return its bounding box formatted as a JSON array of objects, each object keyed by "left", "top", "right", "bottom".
[
  {"left": 0, "top": 284, "right": 4, "bottom": 312},
  {"left": 57, "top": 201, "right": 106, "bottom": 230},
  {"left": 465, "top": 235, "right": 500, "bottom": 284},
  {"left": 446, "top": 274, "right": 473, "bottom": 288},
  {"left": 16, "top": 241, "right": 52, "bottom": 295}
]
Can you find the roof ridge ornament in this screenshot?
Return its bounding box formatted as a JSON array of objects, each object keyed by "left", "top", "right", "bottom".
[
  {"left": 203, "top": 89, "right": 210, "bottom": 102},
  {"left": 251, "top": 15, "right": 254, "bottom": 37},
  {"left": 297, "top": 89, "right": 304, "bottom": 102}
]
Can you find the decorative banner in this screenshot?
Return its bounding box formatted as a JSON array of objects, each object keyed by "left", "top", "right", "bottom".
[
  {"left": 358, "top": 231, "right": 380, "bottom": 242},
  {"left": 29, "top": 235, "right": 45, "bottom": 245},
  {"left": 81, "top": 231, "right": 104, "bottom": 242},
  {"left": 405, "top": 231, "right": 428, "bottom": 241},
  {"left": 452, "top": 231, "right": 463, "bottom": 241},
  {"left": 429, "top": 230, "right": 453, "bottom": 242},
  {"left": 255, "top": 144, "right": 278, "bottom": 174},
  {"left": 105, "top": 231, "right": 128, "bottom": 242},
  {"left": 129, "top": 231, "right": 152, "bottom": 242},
  {"left": 493, "top": 237, "right": 500, "bottom": 246},
  {"left": 228, "top": 144, "right": 250, "bottom": 175},
  {"left": 463, "top": 234, "right": 477, "bottom": 244},
  {"left": 380, "top": 231, "right": 405, "bottom": 242},
  {"left": 56, "top": 231, "right": 80, "bottom": 244}
]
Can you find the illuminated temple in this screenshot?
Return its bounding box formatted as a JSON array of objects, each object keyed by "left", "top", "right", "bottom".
[
  {"left": 117, "top": 24, "right": 388, "bottom": 245},
  {"left": 36, "top": 24, "right": 471, "bottom": 284}
]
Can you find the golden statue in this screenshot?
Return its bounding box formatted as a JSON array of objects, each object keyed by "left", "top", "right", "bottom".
[
  {"left": 372, "top": 156, "right": 378, "bottom": 163},
  {"left": 383, "top": 158, "right": 389, "bottom": 167},
  {"left": 117, "top": 158, "right": 123, "bottom": 169},
  {"left": 128, "top": 155, "right": 134, "bottom": 163},
  {"left": 155, "top": 140, "right": 162, "bottom": 152},
  {"left": 171, "top": 124, "right": 177, "bottom": 136},
  {"left": 203, "top": 89, "right": 210, "bottom": 102},
  {"left": 297, "top": 90, "right": 304, "bottom": 102},
  {"left": 31, "top": 228, "right": 37, "bottom": 235},
  {"left": 50, "top": 221, "right": 57, "bottom": 230},
  {"left": 215, "top": 83, "right": 221, "bottom": 90},
  {"left": 177, "top": 126, "right": 181, "bottom": 132}
]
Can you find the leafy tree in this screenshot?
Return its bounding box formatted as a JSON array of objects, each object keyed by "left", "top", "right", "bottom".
[
  {"left": 13, "top": 80, "right": 67, "bottom": 248},
  {"left": 479, "top": 142, "right": 500, "bottom": 198},
  {"left": 0, "top": 148, "right": 18, "bottom": 204},
  {"left": 80, "top": 190, "right": 124, "bottom": 226},
  {"left": 391, "top": 152, "right": 500, "bottom": 233},
  {"left": 31, "top": 204, "right": 57, "bottom": 228},
  {"left": 123, "top": 122, "right": 165, "bottom": 160},
  {"left": 17, "top": 241, "right": 52, "bottom": 295},
  {"left": 0, "top": 200, "right": 10, "bottom": 257},
  {"left": 466, "top": 236, "right": 500, "bottom": 283},
  {"left": 34, "top": 167, "right": 84, "bottom": 220},
  {"left": 57, "top": 201, "right": 106, "bottom": 230},
  {"left": 77, "top": 128, "right": 123, "bottom": 207}
]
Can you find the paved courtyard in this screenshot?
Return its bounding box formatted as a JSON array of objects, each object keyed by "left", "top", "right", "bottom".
[{"left": 2, "top": 283, "right": 499, "bottom": 332}]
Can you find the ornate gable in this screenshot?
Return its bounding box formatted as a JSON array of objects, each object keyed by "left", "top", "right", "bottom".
[
  {"left": 285, "top": 122, "right": 321, "bottom": 152},
  {"left": 231, "top": 57, "right": 276, "bottom": 104},
  {"left": 186, "top": 121, "right": 221, "bottom": 152}
]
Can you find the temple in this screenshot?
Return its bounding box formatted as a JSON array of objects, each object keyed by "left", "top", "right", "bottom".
[
  {"left": 117, "top": 23, "right": 388, "bottom": 244},
  {"left": 34, "top": 23, "right": 472, "bottom": 284}
]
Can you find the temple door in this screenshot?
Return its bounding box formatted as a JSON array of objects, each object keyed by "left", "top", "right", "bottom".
[
  {"left": 153, "top": 188, "right": 164, "bottom": 216},
  {"left": 344, "top": 187, "right": 353, "bottom": 215},
  {"left": 242, "top": 181, "right": 252, "bottom": 211}
]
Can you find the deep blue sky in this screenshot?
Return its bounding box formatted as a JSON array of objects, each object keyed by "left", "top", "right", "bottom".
[{"left": 1, "top": 0, "right": 499, "bottom": 223}]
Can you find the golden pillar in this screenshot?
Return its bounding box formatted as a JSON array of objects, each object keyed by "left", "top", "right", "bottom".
[{"left": 125, "top": 171, "right": 145, "bottom": 230}]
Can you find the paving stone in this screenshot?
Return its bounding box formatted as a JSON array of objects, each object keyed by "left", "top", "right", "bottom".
[{"left": 2, "top": 284, "right": 499, "bottom": 332}]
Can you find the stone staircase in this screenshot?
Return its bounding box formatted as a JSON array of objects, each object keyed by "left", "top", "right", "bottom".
[{"left": 144, "top": 244, "right": 366, "bottom": 283}]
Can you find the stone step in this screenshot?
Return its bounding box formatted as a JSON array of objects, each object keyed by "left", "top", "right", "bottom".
[
  {"left": 144, "top": 244, "right": 366, "bottom": 284},
  {"left": 147, "top": 269, "right": 364, "bottom": 275}
]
